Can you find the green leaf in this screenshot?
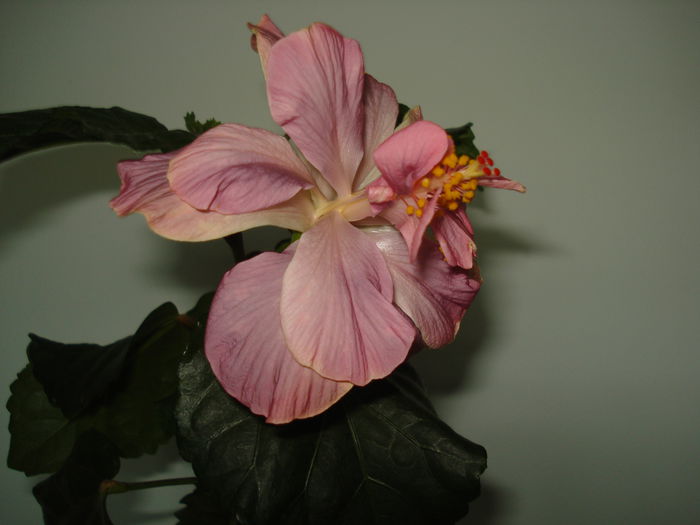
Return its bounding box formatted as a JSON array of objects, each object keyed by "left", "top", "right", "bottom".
[
  {"left": 396, "top": 103, "right": 411, "bottom": 127},
  {"left": 7, "top": 298, "right": 211, "bottom": 476},
  {"left": 184, "top": 111, "right": 222, "bottom": 136},
  {"left": 87, "top": 303, "right": 191, "bottom": 458},
  {"left": 445, "top": 122, "right": 480, "bottom": 159},
  {"left": 0, "top": 106, "right": 195, "bottom": 162},
  {"left": 33, "top": 430, "right": 119, "bottom": 525},
  {"left": 176, "top": 349, "right": 486, "bottom": 525},
  {"left": 6, "top": 364, "right": 83, "bottom": 475},
  {"left": 27, "top": 335, "right": 133, "bottom": 420}
]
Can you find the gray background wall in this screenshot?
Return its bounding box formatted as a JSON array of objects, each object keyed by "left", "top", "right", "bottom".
[{"left": 1, "top": 1, "right": 699, "bottom": 524}]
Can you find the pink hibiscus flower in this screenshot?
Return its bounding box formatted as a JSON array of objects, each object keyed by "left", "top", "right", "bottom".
[{"left": 110, "top": 15, "right": 521, "bottom": 423}]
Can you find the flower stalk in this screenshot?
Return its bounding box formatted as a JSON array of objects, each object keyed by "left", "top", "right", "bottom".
[{"left": 100, "top": 476, "right": 197, "bottom": 495}]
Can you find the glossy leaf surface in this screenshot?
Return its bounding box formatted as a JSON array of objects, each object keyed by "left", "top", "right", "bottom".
[{"left": 176, "top": 349, "right": 486, "bottom": 525}]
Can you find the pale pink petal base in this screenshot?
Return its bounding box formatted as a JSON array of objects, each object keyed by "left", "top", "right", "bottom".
[
  {"left": 110, "top": 151, "right": 314, "bottom": 241},
  {"left": 206, "top": 251, "right": 352, "bottom": 424},
  {"left": 267, "top": 23, "right": 365, "bottom": 197},
  {"left": 280, "top": 211, "right": 415, "bottom": 385},
  {"left": 367, "top": 227, "right": 481, "bottom": 348},
  {"left": 168, "top": 123, "right": 313, "bottom": 214}
]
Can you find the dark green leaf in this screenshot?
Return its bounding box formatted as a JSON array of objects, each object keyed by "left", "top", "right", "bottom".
[
  {"left": 7, "top": 299, "right": 210, "bottom": 475},
  {"left": 176, "top": 488, "right": 232, "bottom": 525},
  {"left": 274, "top": 231, "right": 302, "bottom": 253},
  {"left": 184, "top": 111, "right": 222, "bottom": 136},
  {"left": 176, "top": 349, "right": 486, "bottom": 525},
  {"left": 274, "top": 237, "right": 292, "bottom": 253},
  {"left": 0, "top": 106, "right": 195, "bottom": 162},
  {"left": 27, "top": 335, "right": 132, "bottom": 420},
  {"left": 33, "top": 430, "right": 119, "bottom": 525},
  {"left": 88, "top": 303, "right": 190, "bottom": 458},
  {"left": 7, "top": 365, "right": 83, "bottom": 475},
  {"left": 445, "top": 122, "right": 480, "bottom": 159},
  {"left": 396, "top": 103, "right": 411, "bottom": 127}
]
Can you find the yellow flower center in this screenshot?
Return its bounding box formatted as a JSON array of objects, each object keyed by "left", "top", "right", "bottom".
[{"left": 404, "top": 148, "right": 502, "bottom": 217}]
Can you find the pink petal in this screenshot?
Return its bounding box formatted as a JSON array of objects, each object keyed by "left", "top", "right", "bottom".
[
  {"left": 206, "top": 251, "right": 352, "bottom": 424},
  {"left": 366, "top": 176, "right": 396, "bottom": 216},
  {"left": 400, "top": 196, "right": 440, "bottom": 261},
  {"left": 168, "top": 123, "right": 313, "bottom": 214},
  {"left": 376, "top": 195, "right": 439, "bottom": 262},
  {"left": 373, "top": 120, "right": 448, "bottom": 195},
  {"left": 367, "top": 227, "right": 481, "bottom": 348},
  {"left": 353, "top": 74, "right": 399, "bottom": 191},
  {"left": 396, "top": 105, "right": 424, "bottom": 130},
  {"left": 478, "top": 175, "right": 527, "bottom": 193},
  {"left": 248, "top": 14, "right": 284, "bottom": 79},
  {"left": 431, "top": 209, "right": 477, "bottom": 270},
  {"left": 266, "top": 23, "right": 365, "bottom": 198},
  {"left": 110, "top": 151, "right": 314, "bottom": 241},
  {"left": 280, "top": 211, "right": 415, "bottom": 385}
]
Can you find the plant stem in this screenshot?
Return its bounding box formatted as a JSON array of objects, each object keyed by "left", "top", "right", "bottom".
[
  {"left": 224, "top": 232, "right": 246, "bottom": 263},
  {"left": 102, "top": 476, "right": 197, "bottom": 495}
]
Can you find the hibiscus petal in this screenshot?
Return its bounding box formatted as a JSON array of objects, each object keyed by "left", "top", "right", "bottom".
[
  {"left": 353, "top": 74, "right": 399, "bottom": 191},
  {"left": 373, "top": 120, "right": 448, "bottom": 195},
  {"left": 206, "top": 251, "right": 352, "bottom": 424},
  {"left": 478, "top": 175, "right": 527, "bottom": 192},
  {"left": 267, "top": 23, "right": 365, "bottom": 197},
  {"left": 110, "top": 151, "right": 314, "bottom": 241},
  {"left": 168, "top": 123, "right": 313, "bottom": 214},
  {"left": 367, "top": 226, "right": 481, "bottom": 348},
  {"left": 280, "top": 211, "right": 415, "bottom": 385},
  {"left": 248, "top": 14, "right": 284, "bottom": 79},
  {"left": 396, "top": 105, "right": 424, "bottom": 130},
  {"left": 399, "top": 196, "right": 439, "bottom": 262},
  {"left": 377, "top": 195, "right": 439, "bottom": 262},
  {"left": 431, "top": 209, "right": 477, "bottom": 270}
]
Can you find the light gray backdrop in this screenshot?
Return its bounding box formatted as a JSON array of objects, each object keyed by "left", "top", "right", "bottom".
[{"left": 1, "top": 1, "right": 699, "bottom": 524}]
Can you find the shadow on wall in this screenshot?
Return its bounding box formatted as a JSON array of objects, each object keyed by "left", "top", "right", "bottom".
[
  {"left": 0, "top": 143, "right": 135, "bottom": 242},
  {"left": 0, "top": 142, "right": 242, "bottom": 295},
  {"left": 410, "top": 204, "right": 546, "bottom": 397},
  {"left": 458, "top": 481, "right": 518, "bottom": 525}
]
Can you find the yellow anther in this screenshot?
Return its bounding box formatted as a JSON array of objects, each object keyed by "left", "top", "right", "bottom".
[
  {"left": 469, "top": 179, "right": 478, "bottom": 190},
  {"left": 447, "top": 201, "right": 459, "bottom": 211},
  {"left": 406, "top": 205, "right": 415, "bottom": 215},
  {"left": 431, "top": 166, "right": 445, "bottom": 177},
  {"left": 462, "top": 195, "right": 471, "bottom": 203},
  {"left": 420, "top": 177, "right": 430, "bottom": 188},
  {"left": 450, "top": 173, "right": 463, "bottom": 185},
  {"left": 449, "top": 191, "right": 460, "bottom": 200},
  {"left": 417, "top": 198, "right": 426, "bottom": 208},
  {"left": 415, "top": 208, "right": 424, "bottom": 218},
  {"left": 458, "top": 155, "right": 469, "bottom": 166},
  {"left": 443, "top": 183, "right": 453, "bottom": 193},
  {"left": 464, "top": 190, "right": 475, "bottom": 199},
  {"left": 443, "top": 153, "right": 458, "bottom": 168},
  {"left": 460, "top": 182, "right": 470, "bottom": 190}
]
